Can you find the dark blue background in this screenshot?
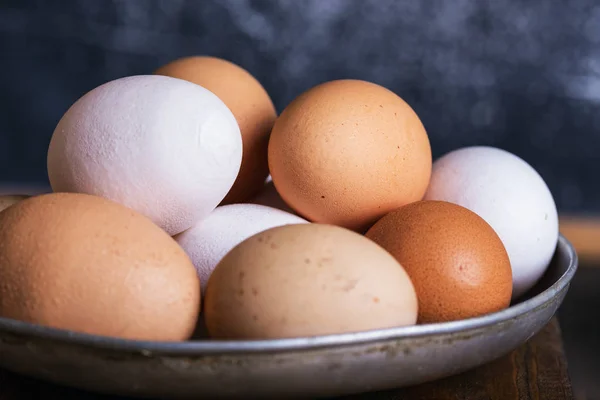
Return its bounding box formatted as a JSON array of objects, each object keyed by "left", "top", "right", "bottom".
[{"left": 1, "top": 0, "right": 598, "bottom": 212}]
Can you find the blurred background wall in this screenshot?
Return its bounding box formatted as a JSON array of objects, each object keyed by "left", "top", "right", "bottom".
[{"left": 0, "top": 0, "right": 598, "bottom": 213}]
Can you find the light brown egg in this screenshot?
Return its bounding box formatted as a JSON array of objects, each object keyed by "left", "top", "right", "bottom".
[
  {"left": 204, "top": 223, "right": 418, "bottom": 339},
  {"left": 0, "top": 193, "right": 200, "bottom": 341},
  {"left": 268, "top": 79, "right": 432, "bottom": 232},
  {"left": 365, "top": 200, "right": 512, "bottom": 324},
  {"left": 0, "top": 195, "right": 30, "bottom": 213},
  {"left": 155, "top": 56, "right": 276, "bottom": 204}
]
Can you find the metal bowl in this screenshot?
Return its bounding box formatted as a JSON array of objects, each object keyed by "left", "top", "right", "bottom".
[{"left": 0, "top": 235, "right": 577, "bottom": 399}]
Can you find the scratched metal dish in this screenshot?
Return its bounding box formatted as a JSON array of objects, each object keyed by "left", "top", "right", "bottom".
[{"left": 0, "top": 235, "right": 577, "bottom": 399}]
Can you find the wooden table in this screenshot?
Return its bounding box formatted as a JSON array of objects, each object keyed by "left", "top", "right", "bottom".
[{"left": 0, "top": 318, "right": 573, "bottom": 400}]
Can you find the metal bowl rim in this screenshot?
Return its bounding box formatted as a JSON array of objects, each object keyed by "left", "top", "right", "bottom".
[{"left": 0, "top": 234, "right": 577, "bottom": 355}]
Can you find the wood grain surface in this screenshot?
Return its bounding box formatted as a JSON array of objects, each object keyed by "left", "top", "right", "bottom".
[
  {"left": 559, "top": 216, "right": 600, "bottom": 264},
  {"left": 358, "top": 318, "right": 574, "bottom": 400},
  {"left": 0, "top": 318, "right": 573, "bottom": 400}
]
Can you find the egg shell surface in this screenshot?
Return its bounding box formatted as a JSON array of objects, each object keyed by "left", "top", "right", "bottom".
[
  {"left": 424, "top": 146, "right": 559, "bottom": 300},
  {"left": 155, "top": 56, "right": 276, "bottom": 204},
  {"left": 0, "top": 195, "right": 30, "bottom": 213},
  {"left": 366, "top": 200, "right": 513, "bottom": 324},
  {"left": 47, "top": 75, "right": 243, "bottom": 235},
  {"left": 250, "top": 180, "right": 297, "bottom": 215},
  {"left": 0, "top": 193, "right": 200, "bottom": 341},
  {"left": 268, "top": 79, "right": 432, "bottom": 232},
  {"left": 175, "top": 203, "right": 308, "bottom": 294},
  {"left": 204, "top": 223, "right": 418, "bottom": 339}
]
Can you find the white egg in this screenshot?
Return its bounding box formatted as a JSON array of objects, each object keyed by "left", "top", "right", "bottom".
[
  {"left": 175, "top": 203, "right": 308, "bottom": 293},
  {"left": 47, "top": 75, "right": 242, "bottom": 235},
  {"left": 424, "top": 146, "right": 559, "bottom": 300}
]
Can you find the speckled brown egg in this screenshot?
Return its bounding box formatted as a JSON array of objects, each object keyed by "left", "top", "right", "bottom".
[
  {"left": 268, "top": 79, "right": 431, "bottom": 232},
  {"left": 0, "top": 193, "right": 200, "bottom": 341},
  {"left": 155, "top": 56, "right": 276, "bottom": 204},
  {"left": 204, "top": 223, "right": 418, "bottom": 339},
  {"left": 0, "top": 195, "right": 30, "bottom": 213},
  {"left": 365, "top": 200, "right": 512, "bottom": 324}
]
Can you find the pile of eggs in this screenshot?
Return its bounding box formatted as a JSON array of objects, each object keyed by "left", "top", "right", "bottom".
[{"left": 0, "top": 56, "right": 559, "bottom": 341}]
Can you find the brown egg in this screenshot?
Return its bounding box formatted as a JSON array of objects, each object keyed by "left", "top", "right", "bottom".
[
  {"left": 268, "top": 79, "right": 431, "bottom": 232},
  {"left": 155, "top": 56, "right": 276, "bottom": 204},
  {"left": 0, "top": 195, "right": 30, "bottom": 213},
  {"left": 365, "top": 200, "right": 512, "bottom": 323},
  {"left": 0, "top": 193, "right": 200, "bottom": 341},
  {"left": 204, "top": 223, "right": 418, "bottom": 339},
  {"left": 250, "top": 180, "right": 297, "bottom": 215}
]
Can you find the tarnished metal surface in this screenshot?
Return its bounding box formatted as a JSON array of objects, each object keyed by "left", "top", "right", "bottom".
[{"left": 0, "top": 235, "right": 577, "bottom": 399}]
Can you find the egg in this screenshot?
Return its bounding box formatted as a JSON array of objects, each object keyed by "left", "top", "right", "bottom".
[
  {"left": 175, "top": 203, "right": 308, "bottom": 294},
  {"left": 204, "top": 223, "right": 418, "bottom": 339},
  {"left": 155, "top": 56, "right": 276, "bottom": 204},
  {"left": 423, "top": 146, "right": 559, "bottom": 300},
  {"left": 47, "top": 75, "right": 242, "bottom": 236},
  {"left": 268, "top": 79, "right": 432, "bottom": 232},
  {"left": 0, "top": 195, "right": 29, "bottom": 213},
  {"left": 250, "top": 180, "right": 297, "bottom": 215},
  {"left": 366, "top": 200, "right": 512, "bottom": 324},
  {"left": 0, "top": 193, "right": 200, "bottom": 341}
]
